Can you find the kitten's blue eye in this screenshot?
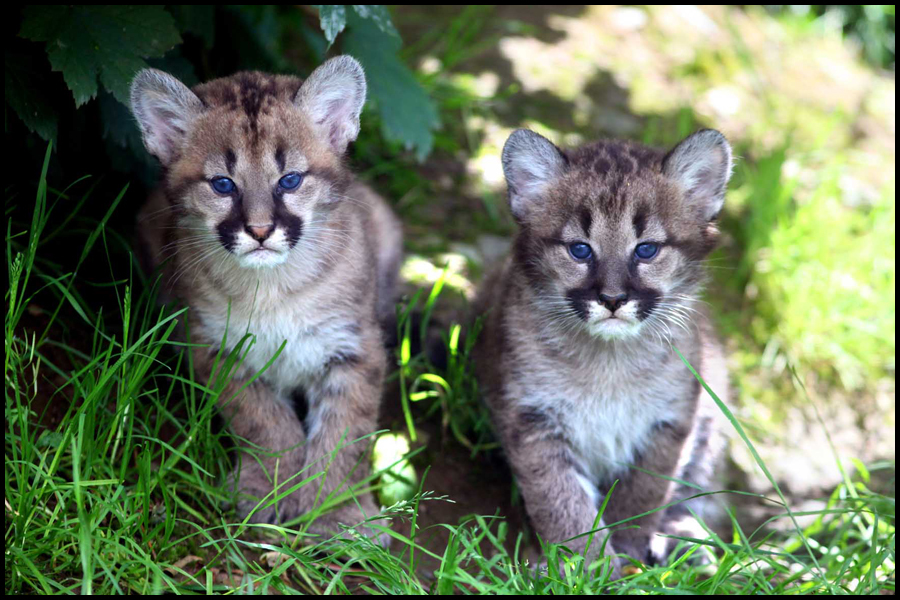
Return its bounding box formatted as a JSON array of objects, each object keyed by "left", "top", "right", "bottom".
[
  {"left": 210, "top": 177, "right": 236, "bottom": 194},
  {"left": 278, "top": 172, "right": 303, "bottom": 190},
  {"left": 568, "top": 242, "right": 593, "bottom": 260},
  {"left": 635, "top": 242, "right": 659, "bottom": 260}
]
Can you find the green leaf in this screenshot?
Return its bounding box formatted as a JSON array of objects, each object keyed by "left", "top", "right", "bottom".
[
  {"left": 343, "top": 10, "right": 439, "bottom": 161},
  {"left": 99, "top": 92, "right": 143, "bottom": 153},
  {"left": 20, "top": 6, "right": 181, "bottom": 107},
  {"left": 315, "top": 5, "right": 347, "bottom": 45},
  {"left": 298, "top": 21, "right": 328, "bottom": 63},
  {"left": 99, "top": 92, "right": 158, "bottom": 183},
  {"left": 37, "top": 430, "right": 64, "bottom": 449},
  {"left": 228, "top": 5, "right": 292, "bottom": 72},
  {"left": 5, "top": 52, "right": 58, "bottom": 142},
  {"left": 98, "top": 53, "right": 193, "bottom": 183},
  {"left": 350, "top": 5, "right": 400, "bottom": 38}
]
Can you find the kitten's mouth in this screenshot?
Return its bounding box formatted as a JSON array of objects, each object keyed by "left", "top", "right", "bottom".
[
  {"left": 588, "top": 301, "right": 640, "bottom": 327},
  {"left": 237, "top": 245, "right": 288, "bottom": 268},
  {"left": 599, "top": 316, "right": 631, "bottom": 326},
  {"left": 586, "top": 311, "right": 643, "bottom": 340}
]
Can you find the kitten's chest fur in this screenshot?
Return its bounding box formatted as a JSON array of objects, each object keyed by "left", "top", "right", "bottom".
[
  {"left": 516, "top": 334, "right": 696, "bottom": 483},
  {"left": 191, "top": 276, "right": 362, "bottom": 392}
]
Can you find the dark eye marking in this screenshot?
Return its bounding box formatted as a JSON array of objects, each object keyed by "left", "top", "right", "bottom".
[
  {"left": 275, "top": 147, "right": 286, "bottom": 173},
  {"left": 278, "top": 172, "right": 304, "bottom": 191},
  {"left": 210, "top": 176, "right": 236, "bottom": 195},
  {"left": 635, "top": 242, "right": 660, "bottom": 260},
  {"left": 568, "top": 242, "right": 593, "bottom": 261}
]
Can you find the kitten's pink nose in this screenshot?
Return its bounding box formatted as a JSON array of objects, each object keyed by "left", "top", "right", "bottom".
[{"left": 246, "top": 224, "right": 274, "bottom": 242}]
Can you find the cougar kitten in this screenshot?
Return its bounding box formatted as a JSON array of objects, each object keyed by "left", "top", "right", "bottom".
[
  {"left": 475, "top": 129, "right": 731, "bottom": 569},
  {"left": 130, "top": 57, "right": 402, "bottom": 540}
]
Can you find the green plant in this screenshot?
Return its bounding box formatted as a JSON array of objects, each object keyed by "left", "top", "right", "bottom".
[
  {"left": 10, "top": 6, "right": 439, "bottom": 167},
  {"left": 766, "top": 5, "right": 896, "bottom": 69},
  {"left": 729, "top": 148, "right": 896, "bottom": 390},
  {"left": 394, "top": 273, "right": 497, "bottom": 456}
]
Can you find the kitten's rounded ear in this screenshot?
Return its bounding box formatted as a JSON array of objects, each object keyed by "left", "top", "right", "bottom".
[
  {"left": 501, "top": 129, "right": 568, "bottom": 221},
  {"left": 294, "top": 55, "right": 367, "bottom": 155},
  {"left": 130, "top": 69, "right": 204, "bottom": 166},
  {"left": 662, "top": 129, "right": 733, "bottom": 221}
]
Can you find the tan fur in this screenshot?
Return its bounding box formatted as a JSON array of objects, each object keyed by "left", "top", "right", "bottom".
[
  {"left": 475, "top": 130, "right": 731, "bottom": 571},
  {"left": 131, "top": 58, "right": 402, "bottom": 542}
]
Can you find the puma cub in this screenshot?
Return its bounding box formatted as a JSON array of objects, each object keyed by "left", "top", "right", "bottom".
[
  {"left": 130, "top": 57, "right": 402, "bottom": 540},
  {"left": 475, "top": 129, "right": 730, "bottom": 569}
]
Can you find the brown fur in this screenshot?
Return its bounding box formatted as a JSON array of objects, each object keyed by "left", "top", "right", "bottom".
[
  {"left": 475, "top": 129, "right": 731, "bottom": 572},
  {"left": 131, "top": 58, "right": 402, "bottom": 542}
]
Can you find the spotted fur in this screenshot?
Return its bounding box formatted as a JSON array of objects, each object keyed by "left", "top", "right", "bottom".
[
  {"left": 131, "top": 57, "right": 402, "bottom": 542},
  {"left": 475, "top": 129, "right": 731, "bottom": 571}
]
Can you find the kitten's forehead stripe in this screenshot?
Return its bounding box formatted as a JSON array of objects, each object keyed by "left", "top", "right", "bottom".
[
  {"left": 538, "top": 235, "right": 561, "bottom": 248},
  {"left": 195, "top": 72, "right": 297, "bottom": 111},
  {"left": 193, "top": 72, "right": 307, "bottom": 150},
  {"left": 579, "top": 207, "right": 593, "bottom": 237},
  {"left": 225, "top": 149, "right": 236, "bottom": 175},
  {"left": 556, "top": 140, "right": 667, "bottom": 227},
  {"left": 275, "top": 147, "right": 286, "bottom": 173},
  {"left": 608, "top": 146, "right": 634, "bottom": 175},
  {"left": 632, "top": 210, "right": 647, "bottom": 239}
]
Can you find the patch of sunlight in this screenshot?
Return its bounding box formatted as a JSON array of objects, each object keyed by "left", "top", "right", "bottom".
[
  {"left": 463, "top": 117, "right": 584, "bottom": 205},
  {"left": 418, "top": 55, "right": 442, "bottom": 75},
  {"left": 372, "top": 432, "right": 418, "bottom": 505},
  {"left": 463, "top": 119, "right": 514, "bottom": 198},
  {"left": 450, "top": 71, "right": 501, "bottom": 99},
  {"left": 498, "top": 33, "right": 596, "bottom": 100},
  {"left": 491, "top": 4, "right": 893, "bottom": 182},
  {"left": 702, "top": 86, "right": 743, "bottom": 118},
  {"left": 400, "top": 254, "right": 475, "bottom": 299}
]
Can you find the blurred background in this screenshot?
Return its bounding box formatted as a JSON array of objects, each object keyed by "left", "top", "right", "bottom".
[{"left": 6, "top": 3, "right": 895, "bottom": 566}]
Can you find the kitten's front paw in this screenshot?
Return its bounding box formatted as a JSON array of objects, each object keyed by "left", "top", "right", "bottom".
[
  {"left": 226, "top": 463, "right": 307, "bottom": 524},
  {"left": 226, "top": 464, "right": 392, "bottom": 548}
]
